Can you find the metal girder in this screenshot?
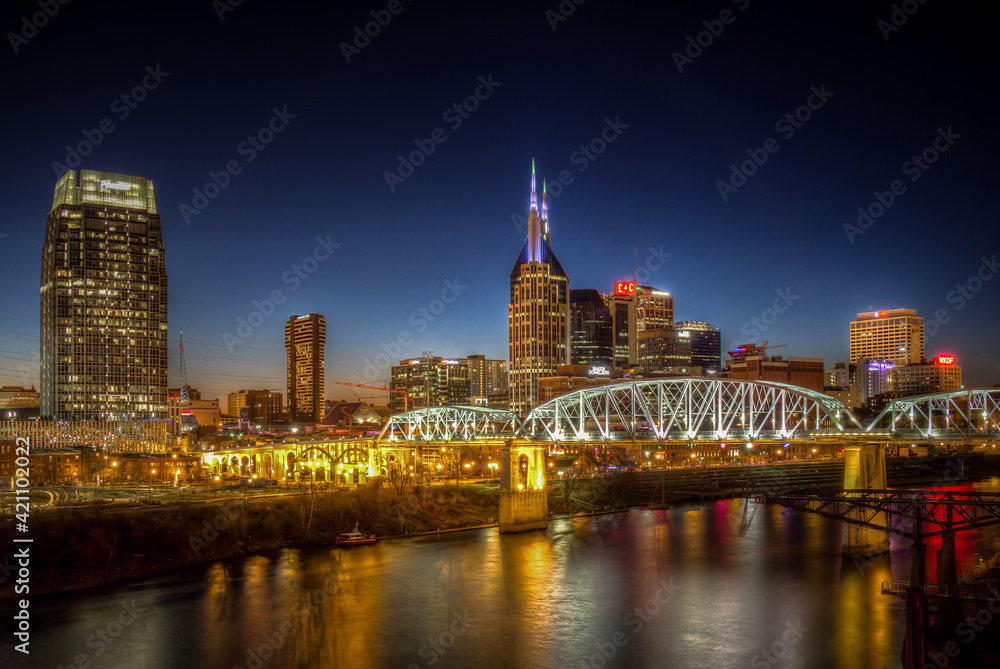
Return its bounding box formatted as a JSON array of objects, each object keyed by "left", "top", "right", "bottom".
[
  {"left": 761, "top": 489, "right": 1000, "bottom": 538},
  {"left": 866, "top": 388, "right": 1000, "bottom": 440},
  {"left": 518, "top": 378, "right": 862, "bottom": 442},
  {"left": 377, "top": 405, "right": 521, "bottom": 442}
]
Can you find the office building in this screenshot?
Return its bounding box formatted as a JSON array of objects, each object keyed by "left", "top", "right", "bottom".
[
  {"left": 463, "top": 355, "right": 508, "bottom": 401},
  {"left": 570, "top": 289, "right": 613, "bottom": 365},
  {"left": 167, "top": 387, "right": 221, "bottom": 436},
  {"left": 390, "top": 356, "right": 471, "bottom": 413},
  {"left": 849, "top": 308, "right": 924, "bottom": 367},
  {"left": 674, "top": 321, "right": 722, "bottom": 372},
  {"left": 40, "top": 170, "right": 168, "bottom": 420},
  {"left": 637, "top": 329, "right": 691, "bottom": 373},
  {"left": 725, "top": 343, "right": 824, "bottom": 392},
  {"left": 509, "top": 161, "right": 569, "bottom": 415},
  {"left": 537, "top": 364, "right": 630, "bottom": 404},
  {"left": 891, "top": 356, "right": 963, "bottom": 397},
  {"left": 602, "top": 282, "right": 673, "bottom": 369},
  {"left": 857, "top": 359, "right": 894, "bottom": 404},
  {"left": 285, "top": 314, "right": 326, "bottom": 422}
]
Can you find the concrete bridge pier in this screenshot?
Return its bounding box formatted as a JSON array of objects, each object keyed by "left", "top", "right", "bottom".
[
  {"left": 499, "top": 439, "right": 548, "bottom": 534},
  {"left": 842, "top": 443, "right": 890, "bottom": 558}
]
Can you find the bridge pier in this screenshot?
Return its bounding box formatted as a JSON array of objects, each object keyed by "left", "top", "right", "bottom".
[
  {"left": 498, "top": 440, "right": 548, "bottom": 534},
  {"left": 842, "top": 443, "right": 890, "bottom": 558}
]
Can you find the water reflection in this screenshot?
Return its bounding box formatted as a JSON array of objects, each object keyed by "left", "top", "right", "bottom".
[{"left": 9, "top": 486, "right": 1000, "bottom": 669}]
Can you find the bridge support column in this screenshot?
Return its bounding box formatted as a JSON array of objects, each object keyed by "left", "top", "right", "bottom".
[
  {"left": 842, "top": 443, "right": 890, "bottom": 558},
  {"left": 499, "top": 440, "right": 548, "bottom": 534}
]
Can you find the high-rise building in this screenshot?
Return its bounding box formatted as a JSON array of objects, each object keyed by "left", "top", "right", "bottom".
[
  {"left": 569, "top": 289, "right": 612, "bottom": 365},
  {"left": 850, "top": 308, "right": 924, "bottom": 367},
  {"left": 509, "top": 161, "right": 569, "bottom": 415},
  {"left": 857, "top": 359, "right": 895, "bottom": 404},
  {"left": 40, "top": 170, "right": 168, "bottom": 420},
  {"left": 285, "top": 314, "right": 325, "bottom": 422},
  {"left": 463, "top": 355, "right": 508, "bottom": 401},
  {"left": 602, "top": 282, "right": 673, "bottom": 369},
  {"left": 637, "top": 329, "right": 691, "bottom": 372},
  {"left": 391, "top": 356, "right": 471, "bottom": 413},
  {"left": 674, "top": 321, "right": 722, "bottom": 372},
  {"left": 891, "top": 355, "right": 962, "bottom": 397}
]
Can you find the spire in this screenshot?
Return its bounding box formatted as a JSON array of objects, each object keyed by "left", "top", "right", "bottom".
[
  {"left": 529, "top": 158, "right": 538, "bottom": 212},
  {"left": 541, "top": 178, "right": 550, "bottom": 243}
]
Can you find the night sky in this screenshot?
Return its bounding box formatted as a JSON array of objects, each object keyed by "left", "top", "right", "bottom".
[{"left": 1, "top": 0, "right": 998, "bottom": 402}]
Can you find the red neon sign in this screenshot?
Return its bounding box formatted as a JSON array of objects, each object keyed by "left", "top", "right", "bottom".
[
  {"left": 934, "top": 355, "right": 956, "bottom": 365},
  {"left": 614, "top": 281, "right": 636, "bottom": 296}
]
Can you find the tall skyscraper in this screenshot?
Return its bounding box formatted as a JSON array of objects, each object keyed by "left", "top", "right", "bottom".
[
  {"left": 285, "top": 313, "right": 326, "bottom": 422},
  {"left": 849, "top": 308, "right": 924, "bottom": 366},
  {"left": 463, "top": 355, "right": 508, "bottom": 400},
  {"left": 569, "top": 289, "right": 612, "bottom": 365},
  {"left": 40, "top": 170, "right": 168, "bottom": 420},
  {"left": 509, "top": 161, "right": 569, "bottom": 415}
]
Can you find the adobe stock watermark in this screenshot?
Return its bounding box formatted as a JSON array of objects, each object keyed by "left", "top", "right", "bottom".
[
  {"left": 716, "top": 84, "right": 834, "bottom": 202},
  {"left": 213, "top": 0, "right": 244, "bottom": 21},
  {"left": 732, "top": 287, "right": 799, "bottom": 346},
  {"left": 672, "top": 0, "right": 751, "bottom": 73},
  {"left": 877, "top": 0, "right": 929, "bottom": 41},
  {"left": 545, "top": 0, "right": 586, "bottom": 31},
  {"left": 383, "top": 75, "right": 502, "bottom": 192},
  {"left": 407, "top": 609, "right": 477, "bottom": 668},
  {"left": 223, "top": 235, "right": 340, "bottom": 351},
  {"left": 56, "top": 599, "right": 148, "bottom": 669},
  {"left": 179, "top": 106, "right": 297, "bottom": 224},
  {"left": 340, "top": 0, "right": 413, "bottom": 63},
  {"left": 50, "top": 65, "right": 170, "bottom": 177},
  {"left": 511, "top": 116, "right": 629, "bottom": 235},
  {"left": 749, "top": 620, "right": 809, "bottom": 668},
  {"left": 349, "top": 278, "right": 467, "bottom": 383},
  {"left": 579, "top": 578, "right": 681, "bottom": 668},
  {"left": 843, "top": 126, "right": 960, "bottom": 244},
  {"left": 7, "top": 0, "right": 70, "bottom": 54},
  {"left": 187, "top": 503, "right": 243, "bottom": 556},
  {"left": 924, "top": 254, "right": 998, "bottom": 340}
]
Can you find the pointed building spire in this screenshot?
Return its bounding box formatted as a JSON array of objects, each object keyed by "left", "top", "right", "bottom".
[
  {"left": 541, "top": 178, "right": 550, "bottom": 243},
  {"left": 530, "top": 158, "right": 538, "bottom": 212}
]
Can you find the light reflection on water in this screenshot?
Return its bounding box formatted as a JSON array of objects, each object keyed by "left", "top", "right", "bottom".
[{"left": 9, "top": 484, "right": 1000, "bottom": 669}]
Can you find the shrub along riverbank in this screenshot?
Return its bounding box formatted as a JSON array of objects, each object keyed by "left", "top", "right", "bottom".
[{"left": 1, "top": 484, "right": 499, "bottom": 598}]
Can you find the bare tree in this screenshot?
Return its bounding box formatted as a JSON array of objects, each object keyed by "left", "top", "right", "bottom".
[{"left": 386, "top": 453, "right": 414, "bottom": 496}]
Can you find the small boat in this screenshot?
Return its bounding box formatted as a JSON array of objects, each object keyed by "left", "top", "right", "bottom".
[{"left": 337, "top": 523, "right": 376, "bottom": 547}]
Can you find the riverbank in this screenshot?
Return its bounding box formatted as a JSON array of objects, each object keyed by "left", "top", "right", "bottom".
[{"left": 0, "top": 484, "right": 499, "bottom": 599}]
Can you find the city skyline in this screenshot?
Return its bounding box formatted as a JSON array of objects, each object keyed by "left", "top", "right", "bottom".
[{"left": 1, "top": 2, "right": 998, "bottom": 404}]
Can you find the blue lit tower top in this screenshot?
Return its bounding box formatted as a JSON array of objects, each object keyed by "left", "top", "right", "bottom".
[{"left": 511, "top": 159, "right": 566, "bottom": 282}]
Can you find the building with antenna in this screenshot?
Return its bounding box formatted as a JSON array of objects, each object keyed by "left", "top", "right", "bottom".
[{"left": 508, "top": 160, "right": 570, "bottom": 415}]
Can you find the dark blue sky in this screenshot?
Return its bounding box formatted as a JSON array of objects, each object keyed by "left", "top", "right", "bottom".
[{"left": 1, "top": 0, "right": 997, "bottom": 401}]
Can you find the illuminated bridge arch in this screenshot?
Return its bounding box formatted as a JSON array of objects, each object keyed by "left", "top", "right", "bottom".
[
  {"left": 866, "top": 388, "right": 1000, "bottom": 441},
  {"left": 520, "top": 378, "right": 862, "bottom": 442},
  {"left": 378, "top": 406, "right": 522, "bottom": 442}
]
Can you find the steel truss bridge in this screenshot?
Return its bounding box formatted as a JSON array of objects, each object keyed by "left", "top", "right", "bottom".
[
  {"left": 757, "top": 489, "right": 1000, "bottom": 539},
  {"left": 198, "top": 382, "right": 999, "bottom": 481},
  {"left": 378, "top": 379, "right": 1000, "bottom": 446}
]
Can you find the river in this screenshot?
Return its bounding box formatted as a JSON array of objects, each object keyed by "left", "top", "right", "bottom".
[{"left": 7, "top": 480, "right": 1000, "bottom": 669}]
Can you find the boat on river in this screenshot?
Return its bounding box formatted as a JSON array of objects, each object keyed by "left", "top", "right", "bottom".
[{"left": 336, "top": 523, "right": 376, "bottom": 547}]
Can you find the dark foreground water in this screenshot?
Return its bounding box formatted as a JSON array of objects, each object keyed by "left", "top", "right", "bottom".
[{"left": 7, "top": 481, "right": 1000, "bottom": 669}]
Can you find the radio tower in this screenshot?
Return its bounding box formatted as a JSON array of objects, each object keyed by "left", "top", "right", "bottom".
[{"left": 179, "top": 332, "right": 190, "bottom": 406}]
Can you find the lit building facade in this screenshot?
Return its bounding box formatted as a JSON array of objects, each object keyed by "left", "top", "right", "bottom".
[
  {"left": 850, "top": 308, "right": 924, "bottom": 366},
  {"left": 463, "top": 355, "right": 508, "bottom": 401},
  {"left": 569, "top": 289, "right": 613, "bottom": 365},
  {"left": 857, "top": 359, "right": 894, "bottom": 404},
  {"left": 537, "top": 364, "right": 630, "bottom": 404},
  {"left": 674, "top": 321, "right": 722, "bottom": 372},
  {"left": 285, "top": 314, "right": 326, "bottom": 422},
  {"left": 40, "top": 170, "right": 168, "bottom": 420},
  {"left": 602, "top": 283, "right": 673, "bottom": 369},
  {"left": 891, "top": 356, "right": 963, "bottom": 396},
  {"left": 509, "top": 161, "right": 569, "bottom": 415},
  {"left": 637, "top": 329, "right": 691, "bottom": 372},
  {"left": 390, "top": 356, "right": 471, "bottom": 413}
]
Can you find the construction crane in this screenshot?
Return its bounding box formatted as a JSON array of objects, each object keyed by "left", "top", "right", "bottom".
[
  {"left": 728, "top": 340, "right": 789, "bottom": 358},
  {"left": 329, "top": 380, "right": 411, "bottom": 412}
]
